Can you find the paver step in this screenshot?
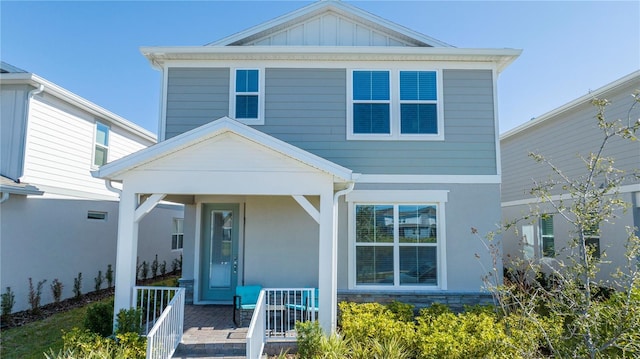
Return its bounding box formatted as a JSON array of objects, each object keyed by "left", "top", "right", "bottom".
[{"left": 172, "top": 342, "right": 246, "bottom": 358}]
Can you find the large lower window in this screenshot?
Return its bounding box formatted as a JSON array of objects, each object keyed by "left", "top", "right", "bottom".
[{"left": 355, "top": 204, "right": 438, "bottom": 286}]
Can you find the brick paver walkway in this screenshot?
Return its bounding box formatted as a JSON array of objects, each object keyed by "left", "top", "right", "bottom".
[{"left": 172, "top": 305, "right": 248, "bottom": 358}]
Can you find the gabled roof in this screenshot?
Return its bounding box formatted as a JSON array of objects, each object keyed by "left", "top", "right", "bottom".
[
  {"left": 501, "top": 70, "right": 640, "bottom": 140},
  {"left": 93, "top": 116, "right": 355, "bottom": 182},
  {"left": 207, "top": 0, "right": 452, "bottom": 47},
  {"left": 0, "top": 65, "right": 156, "bottom": 143}
]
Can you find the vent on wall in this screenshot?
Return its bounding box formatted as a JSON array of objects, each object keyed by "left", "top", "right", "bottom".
[{"left": 87, "top": 211, "right": 107, "bottom": 221}]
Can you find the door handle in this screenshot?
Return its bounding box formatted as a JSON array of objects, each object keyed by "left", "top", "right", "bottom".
[{"left": 233, "top": 257, "right": 238, "bottom": 274}]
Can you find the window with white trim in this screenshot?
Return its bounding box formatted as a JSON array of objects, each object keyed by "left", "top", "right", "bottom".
[
  {"left": 172, "top": 218, "right": 184, "bottom": 250},
  {"left": 540, "top": 215, "right": 555, "bottom": 258},
  {"left": 349, "top": 69, "right": 442, "bottom": 140},
  {"left": 585, "top": 223, "right": 600, "bottom": 259},
  {"left": 93, "top": 122, "right": 109, "bottom": 167},
  {"left": 231, "top": 68, "right": 263, "bottom": 124},
  {"left": 354, "top": 204, "right": 439, "bottom": 287}
]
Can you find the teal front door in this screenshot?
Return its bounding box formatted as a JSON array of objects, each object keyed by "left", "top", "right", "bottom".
[{"left": 200, "top": 203, "right": 239, "bottom": 302}]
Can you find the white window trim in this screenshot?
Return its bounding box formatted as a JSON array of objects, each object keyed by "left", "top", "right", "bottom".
[
  {"left": 229, "top": 67, "right": 265, "bottom": 125},
  {"left": 92, "top": 121, "right": 110, "bottom": 168},
  {"left": 346, "top": 190, "right": 448, "bottom": 290},
  {"left": 539, "top": 216, "right": 554, "bottom": 258},
  {"left": 347, "top": 69, "right": 444, "bottom": 141}
]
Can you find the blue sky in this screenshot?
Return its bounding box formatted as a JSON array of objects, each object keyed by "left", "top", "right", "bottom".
[{"left": 2, "top": 1, "right": 638, "bottom": 135}]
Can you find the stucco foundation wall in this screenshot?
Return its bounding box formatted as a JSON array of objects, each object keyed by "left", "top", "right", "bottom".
[
  {"left": 0, "top": 195, "right": 182, "bottom": 312},
  {"left": 243, "top": 196, "right": 320, "bottom": 288}
]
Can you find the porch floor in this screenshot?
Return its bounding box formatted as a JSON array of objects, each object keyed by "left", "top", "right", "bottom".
[{"left": 172, "top": 305, "right": 248, "bottom": 359}]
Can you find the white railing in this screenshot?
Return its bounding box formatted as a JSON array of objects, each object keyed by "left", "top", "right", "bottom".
[
  {"left": 134, "top": 286, "right": 185, "bottom": 359},
  {"left": 246, "top": 288, "right": 318, "bottom": 359},
  {"left": 246, "top": 290, "right": 266, "bottom": 359}
]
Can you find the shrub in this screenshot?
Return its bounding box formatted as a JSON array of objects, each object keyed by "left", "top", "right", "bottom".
[
  {"left": 46, "top": 327, "right": 146, "bottom": 359},
  {"left": 116, "top": 307, "right": 143, "bottom": 335},
  {"left": 94, "top": 271, "right": 103, "bottom": 292},
  {"left": 51, "top": 279, "right": 64, "bottom": 303},
  {"left": 160, "top": 260, "right": 167, "bottom": 277},
  {"left": 296, "top": 320, "right": 324, "bottom": 359},
  {"left": 28, "top": 277, "right": 47, "bottom": 314},
  {"left": 339, "top": 301, "right": 415, "bottom": 356},
  {"left": 386, "top": 300, "right": 415, "bottom": 323},
  {"left": 140, "top": 261, "right": 149, "bottom": 281},
  {"left": 1, "top": 286, "right": 15, "bottom": 322},
  {"left": 105, "top": 264, "right": 114, "bottom": 288},
  {"left": 84, "top": 299, "right": 114, "bottom": 337},
  {"left": 151, "top": 254, "right": 159, "bottom": 278},
  {"left": 73, "top": 272, "right": 82, "bottom": 299}
]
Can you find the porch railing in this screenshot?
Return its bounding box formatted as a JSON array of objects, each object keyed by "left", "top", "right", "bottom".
[
  {"left": 134, "top": 286, "right": 185, "bottom": 359},
  {"left": 246, "top": 288, "right": 318, "bottom": 359}
]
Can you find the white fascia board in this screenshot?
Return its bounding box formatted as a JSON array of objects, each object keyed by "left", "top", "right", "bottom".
[
  {"left": 206, "top": 1, "right": 452, "bottom": 48},
  {"left": 501, "top": 70, "right": 640, "bottom": 140},
  {"left": 0, "top": 184, "right": 43, "bottom": 196},
  {"left": 0, "top": 73, "right": 156, "bottom": 143},
  {"left": 93, "top": 117, "right": 354, "bottom": 182},
  {"left": 140, "top": 46, "right": 521, "bottom": 73}
]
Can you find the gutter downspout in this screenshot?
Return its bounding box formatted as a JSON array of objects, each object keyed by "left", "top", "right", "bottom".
[
  {"left": 15, "top": 83, "right": 45, "bottom": 185},
  {"left": 105, "top": 180, "right": 122, "bottom": 196},
  {"left": 330, "top": 181, "right": 355, "bottom": 331},
  {"left": 0, "top": 192, "right": 9, "bottom": 204}
]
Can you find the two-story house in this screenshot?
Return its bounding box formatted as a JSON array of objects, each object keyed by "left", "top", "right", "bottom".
[
  {"left": 501, "top": 70, "right": 640, "bottom": 280},
  {"left": 0, "top": 62, "right": 183, "bottom": 312},
  {"left": 94, "top": 1, "right": 520, "bottom": 333}
]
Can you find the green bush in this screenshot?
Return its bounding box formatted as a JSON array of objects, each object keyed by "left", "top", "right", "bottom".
[
  {"left": 84, "top": 299, "right": 114, "bottom": 337},
  {"left": 339, "top": 301, "right": 415, "bottom": 356},
  {"left": 115, "top": 307, "right": 143, "bottom": 335},
  {"left": 296, "top": 320, "right": 324, "bottom": 359},
  {"left": 44, "top": 327, "right": 146, "bottom": 359}
]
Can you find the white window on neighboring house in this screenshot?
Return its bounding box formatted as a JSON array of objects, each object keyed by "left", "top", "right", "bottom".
[
  {"left": 540, "top": 215, "right": 555, "bottom": 258},
  {"left": 348, "top": 190, "right": 447, "bottom": 289},
  {"left": 93, "top": 122, "right": 109, "bottom": 167},
  {"left": 231, "top": 68, "right": 264, "bottom": 124},
  {"left": 172, "top": 218, "right": 184, "bottom": 250},
  {"left": 348, "top": 69, "right": 443, "bottom": 140}
]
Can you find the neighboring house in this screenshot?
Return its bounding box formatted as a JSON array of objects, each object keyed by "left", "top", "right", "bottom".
[
  {"left": 93, "top": 1, "right": 520, "bottom": 332},
  {"left": 501, "top": 70, "right": 640, "bottom": 281},
  {"left": 0, "top": 62, "right": 183, "bottom": 312}
]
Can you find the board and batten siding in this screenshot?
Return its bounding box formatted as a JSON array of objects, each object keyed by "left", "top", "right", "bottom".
[
  {"left": 501, "top": 81, "right": 640, "bottom": 204},
  {"left": 1, "top": 84, "right": 32, "bottom": 180},
  {"left": 164, "top": 67, "right": 497, "bottom": 176},
  {"left": 21, "top": 94, "right": 150, "bottom": 199}
]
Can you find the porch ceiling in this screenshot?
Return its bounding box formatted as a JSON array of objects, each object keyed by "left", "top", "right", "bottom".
[{"left": 92, "top": 117, "right": 355, "bottom": 195}]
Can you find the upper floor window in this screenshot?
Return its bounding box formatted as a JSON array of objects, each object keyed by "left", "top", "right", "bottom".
[
  {"left": 231, "top": 69, "right": 264, "bottom": 124},
  {"left": 585, "top": 223, "right": 601, "bottom": 259},
  {"left": 93, "top": 122, "right": 109, "bottom": 167},
  {"left": 540, "top": 215, "right": 555, "bottom": 257},
  {"left": 348, "top": 69, "right": 442, "bottom": 141}
]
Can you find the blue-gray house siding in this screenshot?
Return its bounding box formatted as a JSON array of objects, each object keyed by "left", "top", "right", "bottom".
[{"left": 165, "top": 67, "right": 496, "bottom": 176}]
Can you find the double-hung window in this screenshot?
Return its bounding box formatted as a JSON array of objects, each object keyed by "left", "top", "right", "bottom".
[
  {"left": 172, "top": 218, "right": 184, "bottom": 250},
  {"left": 540, "top": 215, "right": 555, "bottom": 257},
  {"left": 93, "top": 122, "right": 109, "bottom": 167},
  {"left": 400, "top": 71, "right": 438, "bottom": 134},
  {"left": 353, "top": 202, "right": 440, "bottom": 287},
  {"left": 352, "top": 71, "right": 390, "bottom": 134},
  {"left": 232, "top": 69, "right": 263, "bottom": 124},
  {"left": 349, "top": 69, "right": 441, "bottom": 140},
  {"left": 584, "top": 223, "right": 601, "bottom": 259}
]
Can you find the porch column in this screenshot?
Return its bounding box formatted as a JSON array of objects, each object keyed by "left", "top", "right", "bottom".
[
  {"left": 318, "top": 189, "right": 336, "bottom": 334},
  {"left": 113, "top": 188, "right": 139, "bottom": 330}
]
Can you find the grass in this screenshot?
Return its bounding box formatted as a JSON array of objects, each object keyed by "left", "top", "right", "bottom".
[
  {"left": 0, "top": 275, "right": 179, "bottom": 359},
  {"left": 0, "top": 297, "right": 111, "bottom": 359}
]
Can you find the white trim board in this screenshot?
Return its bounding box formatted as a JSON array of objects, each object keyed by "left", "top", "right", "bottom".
[{"left": 356, "top": 174, "right": 500, "bottom": 184}]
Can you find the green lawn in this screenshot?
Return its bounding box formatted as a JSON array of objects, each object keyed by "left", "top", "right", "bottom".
[{"left": 0, "top": 298, "right": 110, "bottom": 359}]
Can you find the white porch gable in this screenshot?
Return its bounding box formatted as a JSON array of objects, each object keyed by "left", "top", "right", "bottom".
[{"left": 93, "top": 116, "right": 355, "bottom": 334}]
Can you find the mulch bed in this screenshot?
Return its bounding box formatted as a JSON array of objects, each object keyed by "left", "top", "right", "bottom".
[{"left": 1, "top": 275, "right": 179, "bottom": 330}]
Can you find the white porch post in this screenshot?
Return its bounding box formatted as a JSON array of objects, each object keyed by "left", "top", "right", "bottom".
[
  {"left": 112, "top": 188, "right": 139, "bottom": 330},
  {"left": 318, "top": 188, "right": 336, "bottom": 334}
]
